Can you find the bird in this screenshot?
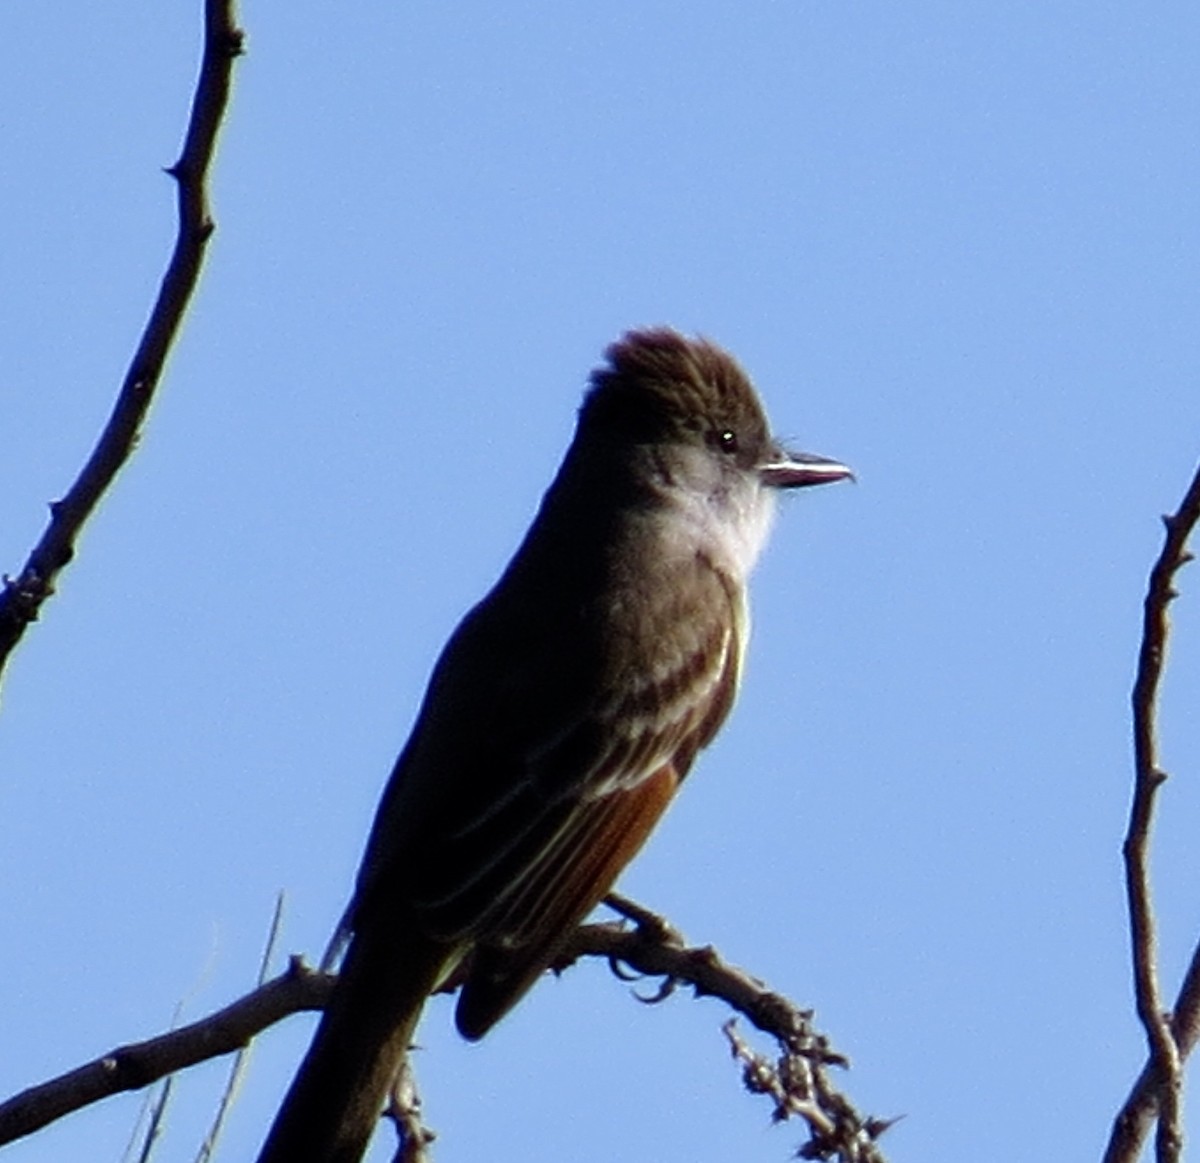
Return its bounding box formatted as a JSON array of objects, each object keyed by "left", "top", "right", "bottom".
[{"left": 256, "top": 327, "right": 851, "bottom": 1163}]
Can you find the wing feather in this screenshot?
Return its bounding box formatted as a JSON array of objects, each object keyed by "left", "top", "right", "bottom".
[{"left": 349, "top": 538, "right": 747, "bottom": 1036}]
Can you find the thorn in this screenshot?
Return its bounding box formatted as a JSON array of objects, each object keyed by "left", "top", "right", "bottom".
[{"left": 865, "top": 1113, "right": 906, "bottom": 1138}]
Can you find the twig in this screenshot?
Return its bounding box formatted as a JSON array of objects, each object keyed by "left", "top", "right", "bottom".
[
  {"left": 194, "top": 893, "right": 287, "bottom": 1163},
  {"left": 132, "top": 1074, "right": 175, "bottom": 1163},
  {"left": 125, "top": 996, "right": 190, "bottom": 1163},
  {"left": 722, "top": 1020, "right": 898, "bottom": 1162},
  {"left": 1103, "top": 461, "right": 1200, "bottom": 1163},
  {"left": 0, "top": 0, "right": 244, "bottom": 686},
  {"left": 1106, "top": 947, "right": 1200, "bottom": 1163},
  {"left": 0, "top": 959, "right": 332, "bottom": 1147},
  {"left": 384, "top": 1058, "right": 437, "bottom": 1163},
  {"left": 550, "top": 897, "right": 892, "bottom": 1162}
]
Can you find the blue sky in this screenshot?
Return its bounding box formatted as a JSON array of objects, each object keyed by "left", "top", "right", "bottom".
[{"left": 2, "top": 4, "right": 1199, "bottom": 1161}]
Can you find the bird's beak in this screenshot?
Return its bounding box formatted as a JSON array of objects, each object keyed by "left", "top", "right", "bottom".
[{"left": 759, "top": 449, "right": 855, "bottom": 490}]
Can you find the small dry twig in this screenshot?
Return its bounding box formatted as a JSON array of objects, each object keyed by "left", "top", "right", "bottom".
[
  {"left": 723, "top": 1021, "right": 898, "bottom": 1163},
  {"left": 131, "top": 1073, "right": 175, "bottom": 1163},
  {"left": 193, "top": 893, "right": 287, "bottom": 1162},
  {"left": 384, "top": 1058, "right": 437, "bottom": 1163},
  {"left": 1103, "top": 461, "right": 1200, "bottom": 1163},
  {"left": 0, "top": 0, "right": 244, "bottom": 687}
]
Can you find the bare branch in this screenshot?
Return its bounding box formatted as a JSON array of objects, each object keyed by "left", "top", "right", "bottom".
[
  {"left": 0, "top": 898, "right": 882, "bottom": 1160},
  {"left": 1106, "top": 949, "right": 1200, "bottom": 1163},
  {"left": 561, "top": 897, "right": 844, "bottom": 1060},
  {"left": 0, "top": 960, "right": 332, "bottom": 1147},
  {"left": 0, "top": 0, "right": 244, "bottom": 685},
  {"left": 722, "top": 1020, "right": 899, "bottom": 1162},
  {"left": 550, "top": 896, "right": 892, "bottom": 1162},
  {"left": 1104, "top": 461, "right": 1200, "bottom": 1163}
]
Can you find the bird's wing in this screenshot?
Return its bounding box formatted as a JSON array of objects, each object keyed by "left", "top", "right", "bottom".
[
  {"left": 453, "top": 761, "right": 685, "bottom": 1039},
  {"left": 349, "top": 546, "right": 744, "bottom": 1034},
  {"left": 446, "top": 559, "right": 743, "bottom": 1037},
  {"left": 467, "top": 597, "right": 739, "bottom": 943}
]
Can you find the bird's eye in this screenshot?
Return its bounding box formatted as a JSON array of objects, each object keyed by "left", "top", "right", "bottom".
[{"left": 716, "top": 429, "right": 739, "bottom": 454}]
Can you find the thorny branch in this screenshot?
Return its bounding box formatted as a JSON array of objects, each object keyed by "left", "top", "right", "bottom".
[
  {"left": 558, "top": 894, "right": 893, "bottom": 1163},
  {"left": 0, "top": 0, "right": 243, "bottom": 687},
  {"left": 0, "top": 898, "right": 887, "bottom": 1162},
  {"left": 1103, "top": 461, "right": 1200, "bottom": 1163}
]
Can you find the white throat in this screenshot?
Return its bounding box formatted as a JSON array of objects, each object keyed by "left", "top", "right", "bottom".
[{"left": 659, "top": 467, "right": 777, "bottom": 583}]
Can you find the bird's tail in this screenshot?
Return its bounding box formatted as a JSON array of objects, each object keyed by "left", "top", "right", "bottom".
[{"left": 256, "top": 927, "right": 455, "bottom": 1163}]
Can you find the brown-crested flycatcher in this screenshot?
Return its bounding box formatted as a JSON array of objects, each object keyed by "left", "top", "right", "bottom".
[{"left": 257, "top": 328, "right": 851, "bottom": 1162}]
